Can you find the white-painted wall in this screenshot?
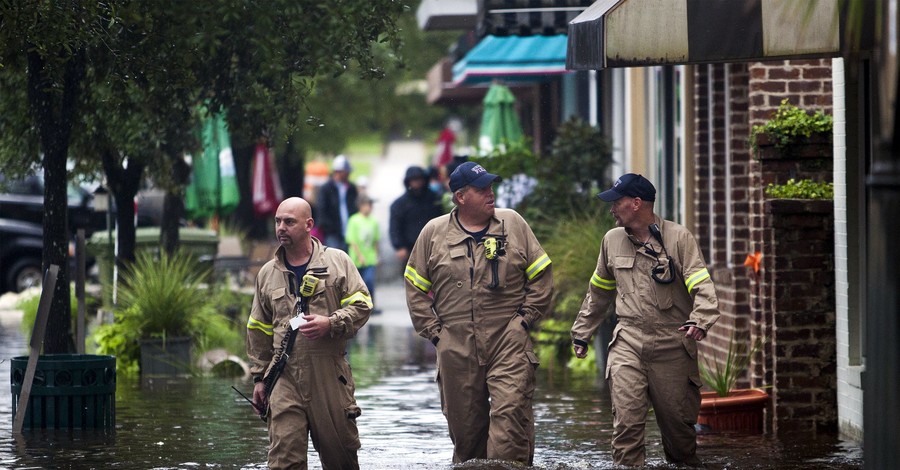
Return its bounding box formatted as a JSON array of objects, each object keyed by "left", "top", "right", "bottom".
[{"left": 832, "top": 57, "right": 864, "bottom": 442}]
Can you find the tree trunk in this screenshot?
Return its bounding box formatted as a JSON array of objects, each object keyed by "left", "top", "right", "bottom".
[
  {"left": 26, "top": 47, "right": 85, "bottom": 353},
  {"left": 161, "top": 153, "right": 190, "bottom": 255},
  {"left": 100, "top": 148, "right": 145, "bottom": 269}
]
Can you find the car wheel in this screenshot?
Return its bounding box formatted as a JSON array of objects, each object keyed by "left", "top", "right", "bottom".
[{"left": 7, "top": 257, "right": 43, "bottom": 293}]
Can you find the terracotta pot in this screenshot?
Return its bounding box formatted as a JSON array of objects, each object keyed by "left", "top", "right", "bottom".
[{"left": 698, "top": 388, "right": 768, "bottom": 433}]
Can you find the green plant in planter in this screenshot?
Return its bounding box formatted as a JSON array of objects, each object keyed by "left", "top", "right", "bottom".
[
  {"left": 92, "top": 250, "right": 215, "bottom": 374},
  {"left": 699, "top": 333, "right": 763, "bottom": 397},
  {"left": 765, "top": 178, "right": 833, "bottom": 199},
  {"left": 750, "top": 98, "right": 833, "bottom": 151}
]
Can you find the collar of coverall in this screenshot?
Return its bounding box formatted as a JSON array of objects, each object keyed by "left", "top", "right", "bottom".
[
  {"left": 447, "top": 207, "right": 504, "bottom": 245},
  {"left": 275, "top": 237, "right": 330, "bottom": 274},
  {"left": 625, "top": 215, "right": 664, "bottom": 245}
]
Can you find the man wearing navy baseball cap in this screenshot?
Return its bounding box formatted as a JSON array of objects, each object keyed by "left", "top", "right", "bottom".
[
  {"left": 597, "top": 173, "right": 657, "bottom": 202},
  {"left": 405, "top": 160, "right": 552, "bottom": 465},
  {"left": 448, "top": 161, "right": 502, "bottom": 193},
  {"left": 572, "top": 173, "right": 720, "bottom": 467}
]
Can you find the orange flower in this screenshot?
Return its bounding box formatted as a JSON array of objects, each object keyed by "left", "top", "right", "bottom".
[{"left": 743, "top": 251, "right": 762, "bottom": 273}]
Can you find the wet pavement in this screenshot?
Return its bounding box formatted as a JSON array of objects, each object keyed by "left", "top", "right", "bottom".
[
  {"left": 0, "top": 282, "right": 864, "bottom": 469},
  {"left": 0, "top": 142, "right": 864, "bottom": 468}
]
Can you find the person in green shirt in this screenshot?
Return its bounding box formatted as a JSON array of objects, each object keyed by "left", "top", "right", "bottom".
[{"left": 345, "top": 195, "right": 380, "bottom": 312}]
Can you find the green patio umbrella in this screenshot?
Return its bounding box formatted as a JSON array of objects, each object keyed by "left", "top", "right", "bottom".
[
  {"left": 185, "top": 109, "right": 240, "bottom": 221},
  {"left": 478, "top": 83, "right": 524, "bottom": 155}
]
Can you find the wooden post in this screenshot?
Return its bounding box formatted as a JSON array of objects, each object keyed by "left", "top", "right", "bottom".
[
  {"left": 12, "top": 264, "right": 58, "bottom": 434},
  {"left": 76, "top": 229, "right": 86, "bottom": 354}
]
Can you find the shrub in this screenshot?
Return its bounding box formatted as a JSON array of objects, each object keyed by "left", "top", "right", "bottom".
[
  {"left": 91, "top": 250, "right": 244, "bottom": 375},
  {"left": 765, "top": 178, "right": 833, "bottom": 199}
]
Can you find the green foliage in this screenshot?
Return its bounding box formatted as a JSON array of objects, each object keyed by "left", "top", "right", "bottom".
[
  {"left": 470, "top": 139, "right": 537, "bottom": 179},
  {"left": 16, "top": 288, "right": 92, "bottom": 339},
  {"left": 533, "top": 318, "right": 573, "bottom": 364},
  {"left": 750, "top": 99, "right": 833, "bottom": 151},
  {"left": 520, "top": 117, "right": 613, "bottom": 225},
  {"left": 90, "top": 250, "right": 244, "bottom": 375},
  {"left": 528, "top": 206, "right": 614, "bottom": 373},
  {"left": 541, "top": 206, "right": 614, "bottom": 321},
  {"left": 765, "top": 178, "right": 834, "bottom": 199},
  {"left": 699, "top": 333, "right": 763, "bottom": 397}
]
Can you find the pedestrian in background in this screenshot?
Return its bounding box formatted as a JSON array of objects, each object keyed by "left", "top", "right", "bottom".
[
  {"left": 389, "top": 165, "right": 443, "bottom": 267},
  {"left": 570, "top": 173, "right": 719, "bottom": 467},
  {"left": 345, "top": 195, "right": 380, "bottom": 313},
  {"left": 246, "top": 197, "right": 372, "bottom": 469},
  {"left": 404, "top": 162, "right": 553, "bottom": 465},
  {"left": 316, "top": 155, "right": 358, "bottom": 252}
]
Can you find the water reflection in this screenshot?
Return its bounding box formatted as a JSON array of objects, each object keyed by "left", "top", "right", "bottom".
[{"left": 0, "top": 286, "right": 862, "bottom": 469}]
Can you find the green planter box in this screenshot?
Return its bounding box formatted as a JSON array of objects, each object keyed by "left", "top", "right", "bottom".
[
  {"left": 139, "top": 336, "right": 192, "bottom": 377},
  {"left": 10, "top": 354, "right": 116, "bottom": 429}
]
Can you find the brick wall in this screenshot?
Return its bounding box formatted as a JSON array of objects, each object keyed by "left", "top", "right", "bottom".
[
  {"left": 693, "top": 59, "right": 836, "bottom": 434},
  {"left": 763, "top": 199, "right": 837, "bottom": 433}
]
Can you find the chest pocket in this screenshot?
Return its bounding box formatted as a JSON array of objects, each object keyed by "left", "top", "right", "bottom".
[
  {"left": 613, "top": 255, "right": 636, "bottom": 295},
  {"left": 446, "top": 247, "right": 470, "bottom": 285}
]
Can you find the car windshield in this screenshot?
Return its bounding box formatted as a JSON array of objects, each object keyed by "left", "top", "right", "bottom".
[{"left": 0, "top": 174, "right": 89, "bottom": 206}]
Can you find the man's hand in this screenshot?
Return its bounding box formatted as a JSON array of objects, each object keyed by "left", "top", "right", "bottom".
[
  {"left": 395, "top": 248, "right": 409, "bottom": 261},
  {"left": 298, "top": 314, "right": 330, "bottom": 340},
  {"left": 252, "top": 381, "right": 268, "bottom": 417},
  {"left": 678, "top": 324, "right": 707, "bottom": 341},
  {"left": 573, "top": 343, "right": 589, "bottom": 359}
]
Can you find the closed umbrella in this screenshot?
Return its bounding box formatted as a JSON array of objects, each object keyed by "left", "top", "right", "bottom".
[
  {"left": 478, "top": 83, "right": 524, "bottom": 155},
  {"left": 251, "top": 142, "right": 283, "bottom": 219},
  {"left": 185, "top": 109, "right": 240, "bottom": 221}
]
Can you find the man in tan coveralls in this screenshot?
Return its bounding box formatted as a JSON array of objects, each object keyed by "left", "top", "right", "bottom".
[
  {"left": 571, "top": 174, "right": 719, "bottom": 467},
  {"left": 404, "top": 162, "right": 553, "bottom": 464},
  {"left": 246, "top": 197, "right": 372, "bottom": 470}
]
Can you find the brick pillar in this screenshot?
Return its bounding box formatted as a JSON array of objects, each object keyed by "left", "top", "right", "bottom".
[{"left": 763, "top": 199, "right": 837, "bottom": 433}]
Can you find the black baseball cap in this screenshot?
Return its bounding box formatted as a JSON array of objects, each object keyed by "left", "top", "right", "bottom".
[
  {"left": 449, "top": 162, "right": 501, "bottom": 192},
  {"left": 597, "top": 173, "right": 656, "bottom": 202}
]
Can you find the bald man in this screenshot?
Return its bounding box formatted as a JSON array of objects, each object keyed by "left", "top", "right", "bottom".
[{"left": 246, "top": 197, "right": 373, "bottom": 469}]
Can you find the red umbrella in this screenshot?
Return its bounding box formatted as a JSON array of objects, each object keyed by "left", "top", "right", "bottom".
[{"left": 252, "top": 143, "right": 283, "bottom": 219}]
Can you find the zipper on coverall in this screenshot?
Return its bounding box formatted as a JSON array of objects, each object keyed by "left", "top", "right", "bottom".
[{"left": 467, "top": 239, "right": 475, "bottom": 321}]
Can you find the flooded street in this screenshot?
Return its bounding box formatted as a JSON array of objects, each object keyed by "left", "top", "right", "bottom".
[{"left": 0, "top": 283, "right": 862, "bottom": 469}]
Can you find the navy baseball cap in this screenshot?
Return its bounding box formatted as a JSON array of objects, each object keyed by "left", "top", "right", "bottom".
[
  {"left": 597, "top": 173, "right": 656, "bottom": 202},
  {"left": 449, "top": 162, "right": 501, "bottom": 192}
]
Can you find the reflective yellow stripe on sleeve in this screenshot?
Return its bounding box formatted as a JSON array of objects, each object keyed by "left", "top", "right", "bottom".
[
  {"left": 526, "top": 253, "right": 551, "bottom": 280},
  {"left": 685, "top": 268, "right": 710, "bottom": 292},
  {"left": 247, "top": 317, "right": 274, "bottom": 336},
  {"left": 341, "top": 291, "right": 374, "bottom": 308},
  {"left": 590, "top": 272, "right": 616, "bottom": 291},
  {"left": 404, "top": 265, "right": 432, "bottom": 293}
]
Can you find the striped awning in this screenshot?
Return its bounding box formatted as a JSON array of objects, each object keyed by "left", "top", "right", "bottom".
[
  {"left": 453, "top": 34, "right": 570, "bottom": 86},
  {"left": 566, "top": 0, "right": 843, "bottom": 70}
]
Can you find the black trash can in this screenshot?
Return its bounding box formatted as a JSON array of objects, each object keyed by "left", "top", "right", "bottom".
[{"left": 11, "top": 354, "right": 116, "bottom": 429}]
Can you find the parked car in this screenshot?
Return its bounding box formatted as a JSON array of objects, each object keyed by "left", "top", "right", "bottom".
[
  {"left": 0, "top": 174, "right": 105, "bottom": 293},
  {"left": 0, "top": 218, "right": 44, "bottom": 293}
]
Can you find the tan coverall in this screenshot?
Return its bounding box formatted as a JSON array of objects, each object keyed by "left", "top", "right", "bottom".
[
  {"left": 404, "top": 208, "right": 553, "bottom": 464},
  {"left": 246, "top": 238, "right": 372, "bottom": 470},
  {"left": 571, "top": 216, "right": 719, "bottom": 466}
]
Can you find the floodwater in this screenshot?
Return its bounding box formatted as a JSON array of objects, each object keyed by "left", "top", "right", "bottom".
[{"left": 0, "top": 283, "right": 862, "bottom": 469}]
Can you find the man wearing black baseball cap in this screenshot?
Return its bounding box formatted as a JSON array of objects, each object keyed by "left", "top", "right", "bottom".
[
  {"left": 571, "top": 173, "right": 720, "bottom": 467},
  {"left": 404, "top": 161, "right": 552, "bottom": 465}
]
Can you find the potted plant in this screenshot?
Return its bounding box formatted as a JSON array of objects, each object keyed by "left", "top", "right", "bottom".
[
  {"left": 93, "top": 250, "right": 214, "bottom": 377},
  {"left": 697, "top": 333, "right": 768, "bottom": 433},
  {"left": 749, "top": 98, "right": 833, "bottom": 154}
]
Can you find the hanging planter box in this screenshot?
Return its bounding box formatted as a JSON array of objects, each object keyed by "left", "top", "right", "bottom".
[{"left": 698, "top": 388, "right": 769, "bottom": 434}]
